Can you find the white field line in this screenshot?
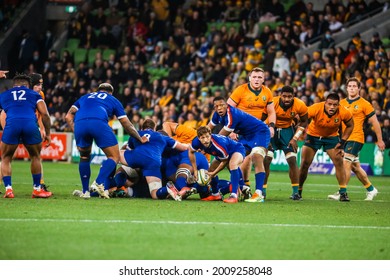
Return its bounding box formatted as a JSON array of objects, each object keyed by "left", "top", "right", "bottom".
[
  {"left": 270, "top": 181, "right": 390, "bottom": 193},
  {"left": 0, "top": 218, "right": 389, "bottom": 230}
]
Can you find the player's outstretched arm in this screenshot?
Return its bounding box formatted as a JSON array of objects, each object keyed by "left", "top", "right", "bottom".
[
  {"left": 162, "top": 121, "right": 178, "bottom": 137},
  {"left": 119, "top": 117, "right": 148, "bottom": 143}
]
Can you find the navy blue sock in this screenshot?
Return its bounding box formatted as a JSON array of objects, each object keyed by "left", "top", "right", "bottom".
[
  {"left": 32, "top": 173, "right": 41, "bottom": 188},
  {"left": 79, "top": 161, "right": 91, "bottom": 193},
  {"left": 176, "top": 176, "right": 187, "bottom": 190},
  {"left": 156, "top": 187, "right": 169, "bottom": 199},
  {"left": 3, "top": 176, "right": 12, "bottom": 188},
  {"left": 104, "top": 168, "right": 116, "bottom": 189},
  {"left": 114, "top": 172, "right": 127, "bottom": 187},
  {"left": 96, "top": 158, "right": 117, "bottom": 187},
  {"left": 255, "top": 172, "right": 265, "bottom": 192},
  {"left": 230, "top": 169, "right": 239, "bottom": 194},
  {"left": 238, "top": 167, "right": 244, "bottom": 186},
  {"left": 210, "top": 176, "right": 219, "bottom": 194}
]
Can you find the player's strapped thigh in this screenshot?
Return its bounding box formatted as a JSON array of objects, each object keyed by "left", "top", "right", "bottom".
[
  {"left": 2, "top": 119, "right": 42, "bottom": 145},
  {"left": 121, "top": 165, "right": 140, "bottom": 180},
  {"left": 148, "top": 180, "right": 162, "bottom": 192},
  {"left": 250, "top": 146, "right": 267, "bottom": 157},
  {"left": 266, "top": 143, "right": 274, "bottom": 158},
  {"left": 176, "top": 167, "right": 192, "bottom": 179},
  {"left": 304, "top": 135, "right": 339, "bottom": 151},
  {"left": 285, "top": 151, "right": 297, "bottom": 160}
]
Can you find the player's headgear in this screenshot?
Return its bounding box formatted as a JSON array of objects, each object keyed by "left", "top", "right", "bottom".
[
  {"left": 98, "top": 83, "right": 114, "bottom": 93},
  {"left": 30, "top": 73, "right": 43, "bottom": 87}
]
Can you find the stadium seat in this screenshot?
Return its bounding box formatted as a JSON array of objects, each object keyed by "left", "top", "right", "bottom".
[
  {"left": 73, "top": 48, "right": 88, "bottom": 66},
  {"left": 382, "top": 37, "right": 390, "bottom": 48},
  {"left": 102, "top": 48, "right": 116, "bottom": 61},
  {"left": 87, "top": 48, "right": 102, "bottom": 66},
  {"left": 66, "top": 38, "right": 80, "bottom": 50}
]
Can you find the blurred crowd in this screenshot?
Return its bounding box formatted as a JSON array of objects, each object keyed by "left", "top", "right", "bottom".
[{"left": 2, "top": 0, "right": 390, "bottom": 146}]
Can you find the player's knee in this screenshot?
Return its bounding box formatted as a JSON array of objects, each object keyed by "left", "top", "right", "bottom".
[
  {"left": 351, "top": 164, "right": 359, "bottom": 173},
  {"left": 79, "top": 150, "right": 91, "bottom": 162},
  {"left": 300, "top": 160, "right": 310, "bottom": 170}
]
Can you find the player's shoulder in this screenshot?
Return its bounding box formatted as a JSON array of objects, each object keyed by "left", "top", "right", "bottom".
[
  {"left": 308, "top": 102, "right": 323, "bottom": 112},
  {"left": 262, "top": 85, "right": 273, "bottom": 94},
  {"left": 294, "top": 97, "right": 308, "bottom": 108},
  {"left": 357, "top": 97, "right": 372, "bottom": 107},
  {"left": 340, "top": 98, "right": 348, "bottom": 105}
]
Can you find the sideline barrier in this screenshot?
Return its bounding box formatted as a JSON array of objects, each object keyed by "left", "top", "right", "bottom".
[
  {"left": 269, "top": 141, "right": 389, "bottom": 176},
  {"left": 0, "top": 132, "right": 73, "bottom": 161}
]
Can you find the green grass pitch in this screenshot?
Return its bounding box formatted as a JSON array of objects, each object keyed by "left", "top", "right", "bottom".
[{"left": 0, "top": 160, "right": 389, "bottom": 260}]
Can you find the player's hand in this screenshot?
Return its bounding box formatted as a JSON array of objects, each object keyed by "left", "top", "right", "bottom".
[
  {"left": 334, "top": 143, "right": 344, "bottom": 157},
  {"left": 229, "top": 132, "right": 238, "bottom": 141},
  {"left": 377, "top": 140, "right": 386, "bottom": 151},
  {"left": 288, "top": 139, "right": 298, "bottom": 153},
  {"left": 140, "top": 135, "right": 149, "bottom": 143},
  {"left": 0, "top": 70, "right": 9, "bottom": 78},
  {"left": 193, "top": 170, "right": 198, "bottom": 182},
  {"left": 43, "top": 135, "right": 51, "bottom": 147},
  {"left": 206, "top": 170, "right": 216, "bottom": 179},
  {"left": 40, "top": 129, "right": 46, "bottom": 140},
  {"left": 269, "top": 126, "right": 275, "bottom": 138}
]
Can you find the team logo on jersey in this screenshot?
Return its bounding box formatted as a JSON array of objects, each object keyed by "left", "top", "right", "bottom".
[
  {"left": 262, "top": 96, "right": 266, "bottom": 101},
  {"left": 334, "top": 118, "right": 339, "bottom": 123},
  {"left": 354, "top": 105, "right": 359, "bottom": 110},
  {"left": 290, "top": 112, "right": 296, "bottom": 117}
]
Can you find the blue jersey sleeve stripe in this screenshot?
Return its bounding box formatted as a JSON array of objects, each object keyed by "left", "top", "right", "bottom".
[{"left": 226, "top": 106, "right": 234, "bottom": 129}]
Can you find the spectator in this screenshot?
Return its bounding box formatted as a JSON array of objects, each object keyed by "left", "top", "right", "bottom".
[
  {"left": 80, "top": 25, "right": 97, "bottom": 49},
  {"left": 273, "top": 51, "right": 290, "bottom": 78},
  {"left": 96, "top": 25, "right": 117, "bottom": 49},
  {"left": 319, "top": 30, "right": 336, "bottom": 50}
]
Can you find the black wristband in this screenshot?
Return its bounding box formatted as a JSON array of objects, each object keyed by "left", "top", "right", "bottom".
[
  {"left": 268, "top": 122, "right": 275, "bottom": 128},
  {"left": 339, "top": 139, "right": 346, "bottom": 149}
]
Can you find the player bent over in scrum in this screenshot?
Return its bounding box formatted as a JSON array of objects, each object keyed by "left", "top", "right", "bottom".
[{"left": 120, "top": 119, "right": 188, "bottom": 200}]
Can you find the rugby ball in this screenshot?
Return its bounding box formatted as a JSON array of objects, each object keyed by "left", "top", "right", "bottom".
[{"left": 197, "top": 169, "right": 210, "bottom": 186}]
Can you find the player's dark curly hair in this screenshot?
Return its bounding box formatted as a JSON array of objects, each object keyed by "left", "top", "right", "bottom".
[{"left": 13, "top": 73, "right": 31, "bottom": 87}]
